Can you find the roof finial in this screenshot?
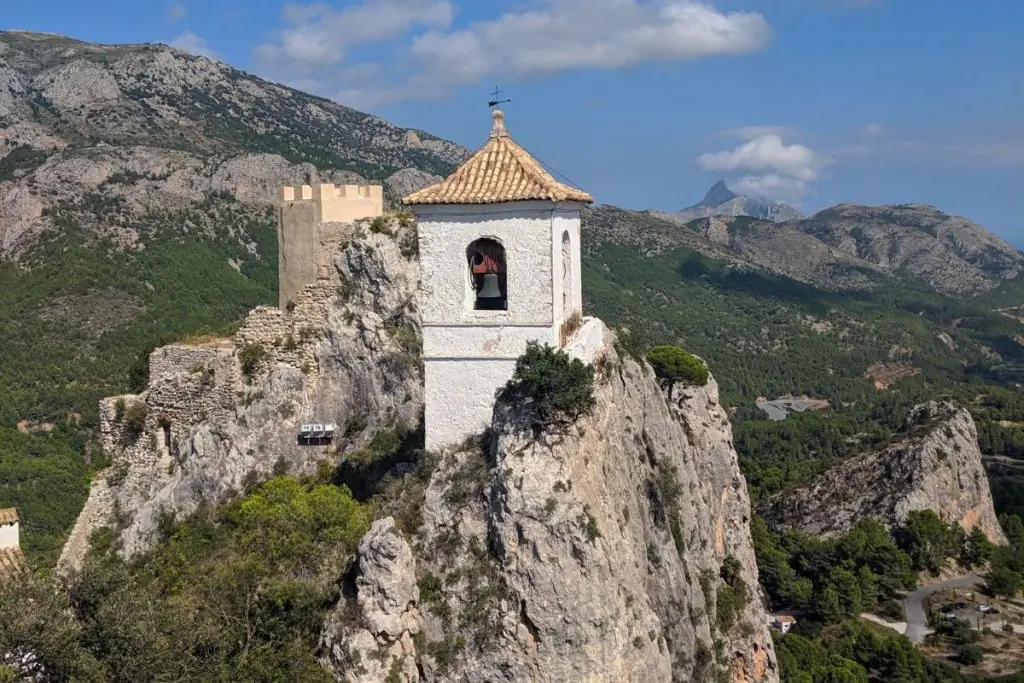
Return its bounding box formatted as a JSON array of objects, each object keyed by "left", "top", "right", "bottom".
[{"left": 490, "top": 108, "right": 508, "bottom": 138}]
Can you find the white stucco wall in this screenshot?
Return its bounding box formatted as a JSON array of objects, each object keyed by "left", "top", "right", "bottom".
[
  {"left": 551, "top": 216, "right": 583, "bottom": 329},
  {"left": 423, "top": 325, "right": 557, "bottom": 359},
  {"left": 412, "top": 200, "right": 586, "bottom": 451},
  {"left": 0, "top": 522, "right": 18, "bottom": 550},
  {"left": 424, "top": 359, "right": 517, "bottom": 451},
  {"left": 415, "top": 201, "right": 583, "bottom": 326}
]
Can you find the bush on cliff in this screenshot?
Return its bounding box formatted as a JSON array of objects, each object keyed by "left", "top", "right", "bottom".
[
  {"left": 499, "top": 342, "right": 595, "bottom": 428},
  {"left": 646, "top": 346, "right": 709, "bottom": 398},
  {"left": 119, "top": 400, "right": 148, "bottom": 439},
  {"left": 238, "top": 343, "right": 267, "bottom": 380}
]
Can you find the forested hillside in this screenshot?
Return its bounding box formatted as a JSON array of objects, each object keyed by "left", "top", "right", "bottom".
[{"left": 581, "top": 206, "right": 1024, "bottom": 510}]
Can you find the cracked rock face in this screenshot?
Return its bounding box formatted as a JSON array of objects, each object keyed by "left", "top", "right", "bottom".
[
  {"left": 329, "top": 341, "right": 778, "bottom": 683},
  {"left": 322, "top": 517, "right": 423, "bottom": 683},
  {"left": 761, "top": 401, "right": 1007, "bottom": 545}
]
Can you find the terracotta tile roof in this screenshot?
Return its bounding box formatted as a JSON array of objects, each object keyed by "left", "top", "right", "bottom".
[
  {"left": 402, "top": 109, "right": 593, "bottom": 206},
  {"left": 0, "top": 547, "right": 26, "bottom": 578},
  {"left": 0, "top": 508, "right": 17, "bottom": 525}
]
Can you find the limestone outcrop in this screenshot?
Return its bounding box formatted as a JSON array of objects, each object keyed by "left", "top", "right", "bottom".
[
  {"left": 322, "top": 517, "right": 423, "bottom": 683},
  {"left": 58, "top": 211, "right": 778, "bottom": 680},
  {"left": 58, "top": 220, "right": 423, "bottom": 567},
  {"left": 326, "top": 337, "right": 779, "bottom": 683},
  {"left": 761, "top": 401, "right": 1007, "bottom": 545}
]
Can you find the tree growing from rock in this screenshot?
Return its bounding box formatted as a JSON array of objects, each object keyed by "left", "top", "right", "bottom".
[
  {"left": 646, "top": 346, "right": 709, "bottom": 398},
  {"left": 498, "top": 342, "right": 595, "bottom": 428}
]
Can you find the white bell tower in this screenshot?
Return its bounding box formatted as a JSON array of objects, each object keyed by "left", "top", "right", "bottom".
[{"left": 403, "top": 109, "right": 593, "bottom": 452}]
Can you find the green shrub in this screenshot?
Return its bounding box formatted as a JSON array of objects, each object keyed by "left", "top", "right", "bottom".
[
  {"left": 369, "top": 216, "right": 392, "bottom": 235},
  {"left": 121, "top": 400, "right": 148, "bottom": 438},
  {"left": 715, "top": 554, "right": 749, "bottom": 632},
  {"left": 646, "top": 346, "right": 709, "bottom": 397},
  {"left": 498, "top": 342, "right": 595, "bottom": 428},
  {"left": 715, "top": 583, "right": 747, "bottom": 632},
  {"left": 956, "top": 643, "right": 983, "bottom": 665},
  {"left": 238, "top": 343, "right": 266, "bottom": 380}
]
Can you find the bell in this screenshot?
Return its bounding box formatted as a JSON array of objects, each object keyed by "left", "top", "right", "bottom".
[{"left": 477, "top": 273, "right": 502, "bottom": 299}]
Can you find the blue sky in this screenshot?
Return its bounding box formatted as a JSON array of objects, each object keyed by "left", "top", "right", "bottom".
[{"left": 5, "top": 1, "right": 1024, "bottom": 244}]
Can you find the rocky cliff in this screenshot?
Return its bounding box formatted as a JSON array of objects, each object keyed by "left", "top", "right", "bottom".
[
  {"left": 760, "top": 401, "right": 1007, "bottom": 545},
  {"left": 61, "top": 216, "right": 778, "bottom": 681},
  {"left": 59, "top": 217, "right": 423, "bottom": 566},
  {"left": 795, "top": 204, "right": 1024, "bottom": 295},
  {"left": 323, "top": 336, "right": 778, "bottom": 683}
]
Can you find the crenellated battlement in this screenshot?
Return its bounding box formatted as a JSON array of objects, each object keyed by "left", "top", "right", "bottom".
[
  {"left": 280, "top": 183, "right": 383, "bottom": 223},
  {"left": 277, "top": 182, "right": 384, "bottom": 308}
]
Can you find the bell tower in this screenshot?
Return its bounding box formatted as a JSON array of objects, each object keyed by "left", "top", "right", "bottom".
[{"left": 403, "top": 108, "right": 593, "bottom": 451}]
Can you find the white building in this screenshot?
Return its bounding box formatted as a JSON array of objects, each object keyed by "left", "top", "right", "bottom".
[
  {"left": 0, "top": 507, "right": 24, "bottom": 577},
  {"left": 403, "top": 108, "right": 594, "bottom": 452},
  {"left": 0, "top": 508, "right": 18, "bottom": 550},
  {"left": 771, "top": 614, "right": 796, "bottom": 634}
]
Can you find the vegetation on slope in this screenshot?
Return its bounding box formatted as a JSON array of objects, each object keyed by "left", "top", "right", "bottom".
[
  {"left": 0, "top": 192, "right": 277, "bottom": 564},
  {"left": 0, "top": 475, "right": 367, "bottom": 681},
  {"left": 582, "top": 238, "right": 1024, "bottom": 503}
]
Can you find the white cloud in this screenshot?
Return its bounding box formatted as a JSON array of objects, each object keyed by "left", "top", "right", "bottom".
[
  {"left": 697, "top": 134, "right": 830, "bottom": 202},
  {"left": 167, "top": 2, "right": 188, "bottom": 21},
  {"left": 254, "top": 0, "right": 454, "bottom": 70},
  {"left": 860, "top": 122, "right": 883, "bottom": 137},
  {"left": 723, "top": 125, "right": 799, "bottom": 141},
  {"left": 410, "top": 0, "right": 771, "bottom": 85},
  {"left": 170, "top": 31, "right": 219, "bottom": 59},
  {"left": 253, "top": 0, "right": 771, "bottom": 108}
]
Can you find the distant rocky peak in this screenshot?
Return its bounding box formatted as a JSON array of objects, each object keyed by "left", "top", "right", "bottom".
[
  {"left": 674, "top": 182, "right": 803, "bottom": 224},
  {"left": 702, "top": 180, "right": 738, "bottom": 207}
]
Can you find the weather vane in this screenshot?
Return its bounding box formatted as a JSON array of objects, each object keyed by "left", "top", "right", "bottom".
[{"left": 488, "top": 86, "right": 511, "bottom": 108}]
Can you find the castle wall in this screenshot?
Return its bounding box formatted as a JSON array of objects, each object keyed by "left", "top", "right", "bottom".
[
  {"left": 278, "top": 201, "right": 318, "bottom": 309},
  {"left": 277, "top": 183, "right": 382, "bottom": 308}
]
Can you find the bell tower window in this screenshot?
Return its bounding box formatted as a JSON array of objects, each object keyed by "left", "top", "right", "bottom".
[{"left": 467, "top": 238, "right": 507, "bottom": 311}]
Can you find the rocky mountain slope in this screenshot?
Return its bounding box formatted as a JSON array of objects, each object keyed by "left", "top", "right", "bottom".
[
  {"left": 795, "top": 203, "right": 1024, "bottom": 295},
  {"left": 686, "top": 215, "right": 885, "bottom": 291},
  {"left": 673, "top": 182, "right": 803, "bottom": 224},
  {"left": 759, "top": 401, "right": 1007, "bottom": 545},
  {"left": 592, "top": 200, "right": 1024, "bottom": 297},
  {"left": 0, "top": 30, "right": 465, "bottom": 257},
  {"left": 64, "top": 216, "right": 778, "bottom": 682}
]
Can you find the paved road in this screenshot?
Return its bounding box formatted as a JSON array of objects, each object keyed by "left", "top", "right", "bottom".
[{"left": 904, "top": 574, "right": 983, "bottom": 644}]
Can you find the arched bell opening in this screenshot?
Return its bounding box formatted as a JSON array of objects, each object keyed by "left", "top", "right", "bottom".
[{"left": 467, "top": 238, "right": 507, "bottom": 311}]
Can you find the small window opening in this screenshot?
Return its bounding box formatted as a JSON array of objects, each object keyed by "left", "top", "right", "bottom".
[{"left": 467, "top": 238, "right": 507, "bottom": 311}]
